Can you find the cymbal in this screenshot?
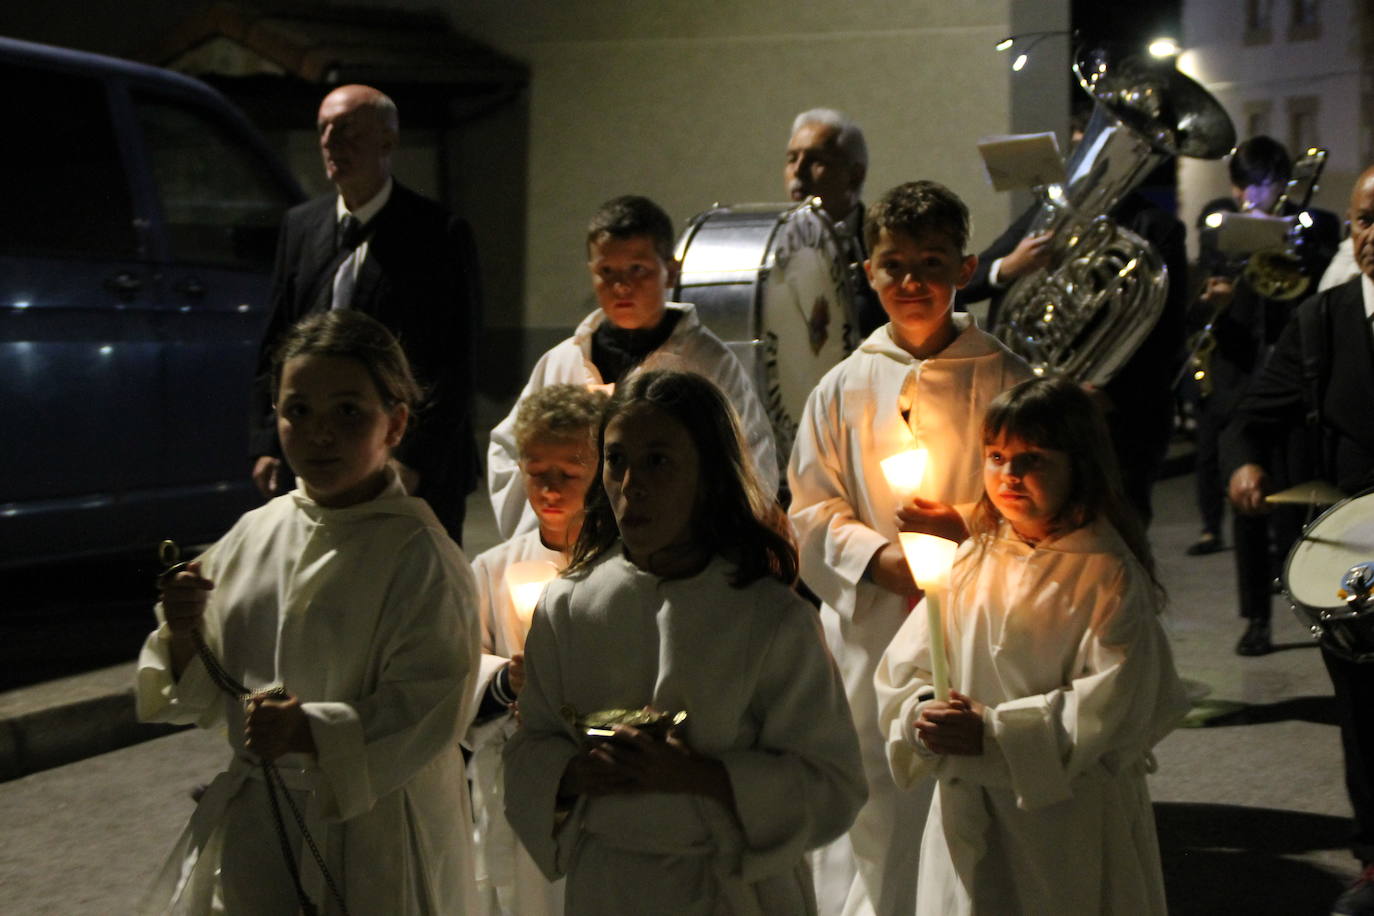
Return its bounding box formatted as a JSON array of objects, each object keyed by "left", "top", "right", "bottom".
[{"left": 1264, "top": 480, "right": 1347, "bottom": 505}]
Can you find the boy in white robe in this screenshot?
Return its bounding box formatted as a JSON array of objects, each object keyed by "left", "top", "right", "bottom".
[
  {"left": 488, "top": 195, "right": 777, "bottom": 539},
  {"left": 467, "top": 384, "right": 604, "bottom": 916},
  {"left": 874, "top": 377, "right": 1188, "bottom": 915},
  {"left": 788, "top": 181, "right": 1031, "bottom": 916}
]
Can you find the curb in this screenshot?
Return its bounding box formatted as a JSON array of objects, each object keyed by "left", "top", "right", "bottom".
[
  {"left": 0, "top": 689, "right": 186, "bottom": 782},
  {"left": 0, "top": 663, "right": 189, "bottom": 783}
]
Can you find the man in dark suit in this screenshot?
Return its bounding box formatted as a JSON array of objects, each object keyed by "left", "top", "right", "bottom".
[
  {"left": 250, "top": 84, "right": 480, "bottom": 542},
  {"left": 784, "top": 108, "right": 885, "bottom": 337},
  {"left": 1227, "top": 164, "right": 1374, "bottom": 916}
]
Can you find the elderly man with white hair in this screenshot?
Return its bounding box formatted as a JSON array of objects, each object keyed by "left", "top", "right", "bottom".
[{"left": 785, "top": 108, "right": 885, "bottom": 336}]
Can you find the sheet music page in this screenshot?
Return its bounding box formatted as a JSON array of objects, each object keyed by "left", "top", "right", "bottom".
[
  {"left": 1215, "top": 213, "right": 1289, "bottom": 255},
  {"left": 977, "top": 133, "right": 1066, "bottom": 191}
]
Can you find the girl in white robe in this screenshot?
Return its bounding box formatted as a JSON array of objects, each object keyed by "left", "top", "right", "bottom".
[
  {"left": 875, "top": 377, "right": 1189, "bottom": 916},
  {"left": 504, "top": 369, "right": 866, "bottom": 915},
  {"left": 137, "top": 310, "right": 481, "bottom": 915},
  {"left": 467, "top": 385, "right": 605, "bottom": 916}
]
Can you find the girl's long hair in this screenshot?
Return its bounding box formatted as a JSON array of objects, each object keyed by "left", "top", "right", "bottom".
[
  {"left": 971, "top": 376, "right": 1163, "bottom": 596},
  {"left": 566, "top": 370, "right": 798, "bottom": 587}
]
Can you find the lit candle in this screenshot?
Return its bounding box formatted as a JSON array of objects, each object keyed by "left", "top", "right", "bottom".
[
  {"left": 880, "top": 448, "right": 929, "bottom": 504},
  {"left": 504, "top": 560, "right": 559, "bottom": 649},
  {"left": 898, "top": 532, "right": 957, "bottom": 701}
]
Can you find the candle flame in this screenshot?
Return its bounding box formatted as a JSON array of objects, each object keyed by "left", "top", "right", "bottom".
[
  {"left": 898, "top": 532, "right": 958, "bottom": 589},
  {"left": 505, "top": 560, "right": 559, "bottom": 632},
  {"left": 880, "top": 449, "right": 929, "bottom": 503}
]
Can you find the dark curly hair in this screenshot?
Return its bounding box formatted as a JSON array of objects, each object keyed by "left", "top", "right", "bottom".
[{"left": 863, "top": 180, "right": 971, "bottom": 254}]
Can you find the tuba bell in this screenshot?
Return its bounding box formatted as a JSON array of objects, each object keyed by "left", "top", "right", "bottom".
[{"left": 993, "top": 46, "right": 1236, "bottom": 386}]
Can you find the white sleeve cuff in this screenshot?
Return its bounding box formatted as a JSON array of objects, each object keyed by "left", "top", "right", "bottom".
[{"left": 989, "top": 257, "right": 1007, "bottom": 288}]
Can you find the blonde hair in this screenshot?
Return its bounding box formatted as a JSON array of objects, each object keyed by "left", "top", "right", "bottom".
[{"left": 514, "top": 385, "right": 607, "bottom": 457}]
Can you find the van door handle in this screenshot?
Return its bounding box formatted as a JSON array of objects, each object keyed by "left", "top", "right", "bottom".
[
  {"left": 177, "top": 277, "right": 206, "bottom": 298},
  {"left": 104, "top": 271, "right": 142, "bottom": 300}
]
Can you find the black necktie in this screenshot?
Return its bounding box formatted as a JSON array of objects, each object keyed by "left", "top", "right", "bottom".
[{"left": 337, "top": 213, "right": 364, "bottom": 252}]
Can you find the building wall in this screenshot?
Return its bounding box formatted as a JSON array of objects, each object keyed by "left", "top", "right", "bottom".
[
  {"left": 402, "top": 0, "right": 1070, "bottom": 376},
  {"left": 1179, "top": 0, "right": 1362, "bottom": 254}
]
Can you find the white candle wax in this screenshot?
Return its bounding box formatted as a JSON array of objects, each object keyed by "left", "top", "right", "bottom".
[
  {"left": 924, "top": 589, "right": 950, "bottom": 701},
  {"left": 898, "top": 531, "right": 956, "bottom": 701}
]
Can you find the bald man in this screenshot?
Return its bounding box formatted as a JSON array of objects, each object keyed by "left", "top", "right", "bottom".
[
  {"left": 1226, "top": 164, "right": 1374, "bottom": 914},
  {"left": 785, "top": 109, "right": 885, "bottom": 337},
  {"left": 250, "top": 84, "right": 482, "bottom": 542}
]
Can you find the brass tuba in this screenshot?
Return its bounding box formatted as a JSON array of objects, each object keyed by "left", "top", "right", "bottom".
[{"left": 994, "top": 46, "right": 1236, "bottom": 385}]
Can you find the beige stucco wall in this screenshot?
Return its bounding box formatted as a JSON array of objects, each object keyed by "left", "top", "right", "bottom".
[{"left": 408, "top": 0, "right": 1070, "bottom": 341}]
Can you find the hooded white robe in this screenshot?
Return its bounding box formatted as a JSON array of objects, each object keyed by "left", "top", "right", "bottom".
[
  {"left": 466, "top": 530, "right": 566, "bottom": 916},
  {"left": 503, "top": 549, "right": 867, "bottom": 915},
  {"left": 487, "top": 303, "right": 779, "bottom": 539},
  {"left": 874, "top": 519, "right": 1188, "bottom": 916},
  {"left": 135, "top": 473, "right": 481, "bottom": 916},
  {"left": 787, "top": 316, "right": 1031, "bottom": 916}
]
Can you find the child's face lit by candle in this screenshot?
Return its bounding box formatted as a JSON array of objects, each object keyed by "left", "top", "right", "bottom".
[
  {"left": 602, "top": 403, "right": 702, "bottom": 571},
  {"left": 983, "top": 434, "right": 1073, "bottom": 541},
  {"left": 276, "top": 354, "right": 406, "bottom": 508},
  {"left": 864, "top": 227, "right": 976, "bottom": 352},
  {"left": 521, "top": 435, "right": 597, "bottom": 549}
]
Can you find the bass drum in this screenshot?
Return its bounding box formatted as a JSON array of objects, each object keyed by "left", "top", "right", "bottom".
[
  {"left": 1282, "top": 490, "right": 1374, "bottom": 662},
  {"left": 673, "top": 201, "right": 858, "bottom": 464}
]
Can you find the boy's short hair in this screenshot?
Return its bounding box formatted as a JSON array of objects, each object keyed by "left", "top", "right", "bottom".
[
  {"left": 586, "top": 195, "right": 676, "bottom": 263},
  {"left": 514, "top": 384, "right": 608, "bottom": 456},
  {"left": 1229, "top": 136, "right": 1291, "bottom": 189},
  {"left": 864, "top": 180, "right": 971, "bottom": 254}
]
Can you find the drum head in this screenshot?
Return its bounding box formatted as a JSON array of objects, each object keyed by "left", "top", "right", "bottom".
[
  {"left": 1284, "top": 493, "right": 1374, "bottom": 610},
  {"left": 674, "top": 201, "right": 856, "bottom": 461},
  {"left": 759, "top": 205, "right": 854, "bottom": 426}
]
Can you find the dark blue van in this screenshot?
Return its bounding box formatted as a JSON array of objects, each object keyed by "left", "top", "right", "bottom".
[{"left": 1, "top": 36, "right": 304, "bottom": 568}]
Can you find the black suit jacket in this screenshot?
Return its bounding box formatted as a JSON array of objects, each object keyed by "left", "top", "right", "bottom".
[
  {"left": 1228, "top": 277, "right": 1374, "bottom": 494},
  {"left": 250, "top": 181, "right": 482, "bottom": 536},
  {"left": 846, "top": 202, "right": 886, "bottom": 338}
]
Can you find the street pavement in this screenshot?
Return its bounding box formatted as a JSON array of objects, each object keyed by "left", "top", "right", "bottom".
[{"left": 0, "top": 471, "right": 1364, "bottom": 914}]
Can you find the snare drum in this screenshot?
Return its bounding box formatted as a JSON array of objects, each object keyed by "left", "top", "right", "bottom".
[
  {"left": 1282, "top": 490, "right": 1374, "bottom": 662},
  {"left": 673, "top": 201, "right": 858, "bottom": 460}
]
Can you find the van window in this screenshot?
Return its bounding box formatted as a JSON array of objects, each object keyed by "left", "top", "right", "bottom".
[
  {"left": 3, "top": 61, "right": 138, "bottom": 258},
  {"left": 132, "top": 93, "right": 293, "bottom": 269}
]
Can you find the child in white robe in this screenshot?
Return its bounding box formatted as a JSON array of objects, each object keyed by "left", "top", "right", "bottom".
[
  {"left": 488, "top": 195, "right": 778, "bottom": 539},
  {"left": 788, "top": 180, "right": 1031, "bottom": 916},
  {"left": 504, "top": 369, "right": 866, "bottom": 915},
  {"left": 467, "top": 384, "right": 605, "bottom": 916},
  {"left": 137, "top": 310, "right": 481, "bottom": 915},
  {"left": 874, "top": 377, "right": 1189, "bottom": 916}
]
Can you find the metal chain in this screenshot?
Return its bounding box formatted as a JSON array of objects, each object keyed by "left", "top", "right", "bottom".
[{"left": 159, "top": 542, "right": 350, "bottom": 916}]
